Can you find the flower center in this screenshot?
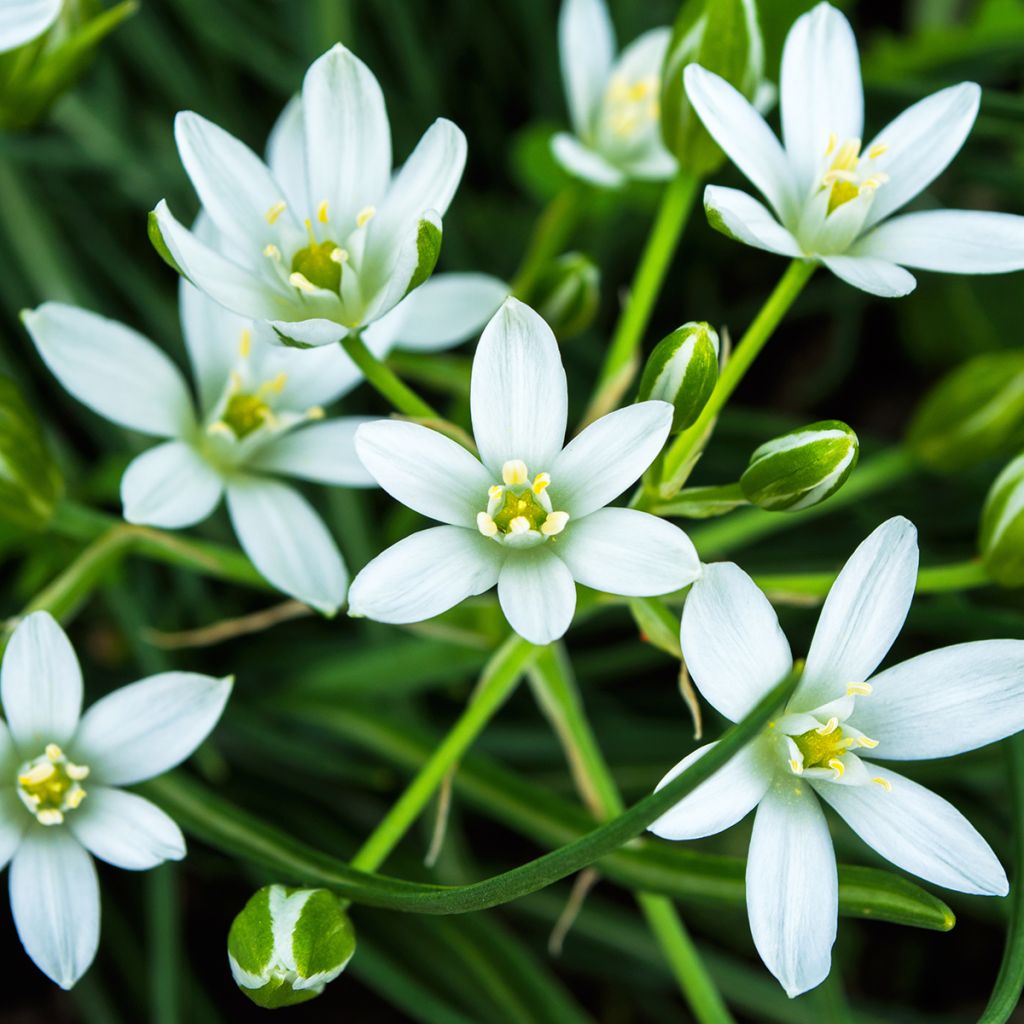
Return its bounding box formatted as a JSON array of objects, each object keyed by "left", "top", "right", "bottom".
[
  {"left": 222, "top": 391, "right": 273, "bottom": 439},
  {"left": 605, "top": 73, "right": 659, "bottom": 137},
  {"left": 819, "top": 135, "right": 889, "bottom": 214},
  {"left": 17, "top": 743, "right": 89, "bottom": 826},
  {"left": 477, "top": 460, "right": 570, "bottom": 547},
  {"left": 792, "top": 720, "right": 848, "bottom": 771}
]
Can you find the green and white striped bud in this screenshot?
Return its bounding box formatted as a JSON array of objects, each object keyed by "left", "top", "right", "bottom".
[
  {"left": 228, "top": 885, "right": 356, "bottom": 1009},
  {"left": 980, "top": 453, "right": 1024, "bottom": 586},
  {"left": 533, "top": 252, "right": 600, "bottom": 339},
  {"left": 907, "top": 352, "right": 1024, "bottom": 473},
  {"left": 740, "top": 420, "right": 859, "bottom": 512},
  {"left": 638, "top": 322, "right": 719, "bottom": 432}
]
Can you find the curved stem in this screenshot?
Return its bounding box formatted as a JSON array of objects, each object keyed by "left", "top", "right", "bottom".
[
  {"left": 341, "top": 332, "right": 440, "bottom": 419},
  {"left": 511, "top": 186, "right": 583, "bottom": 301}
]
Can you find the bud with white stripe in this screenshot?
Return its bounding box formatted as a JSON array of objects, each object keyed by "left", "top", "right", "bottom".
[
  {"left": 638, "top": 321, "right": 719, "bottom": 432},
  {"left": 980, "top": 452, "right": 1024, "bottom": 585}
]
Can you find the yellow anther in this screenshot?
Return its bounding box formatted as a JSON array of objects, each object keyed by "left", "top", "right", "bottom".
[
  {"left": 856, "top": 735, "right": 879, "bottom": 749},
  {"left": 239, "top": 328, "right": 252, "bottom": 358},
  {"left": 19, "top": 763, "right": 55, "bottom": 786},
  {"left": 37, "top": 809, "right": 63, "bottom": 827},
  {"left": 831, "top": 138, "right": 862, "bottom": 171},
  {"left": 788, "top": 758, "right": 803, "bottom": 775},
  {"left": 307, "top": 406, "right": 325, "bottom": 420},
  {"left": 477, "top": 512, "right": 498, "bottom": 538},
  {"left": 508, "top": 516, "right": 531, "bottom": 535},
  {"left": 488, "top": 485, "right": 504, "bottom": 501},
  {"left": 45, "top": 744, "right": 62, "bottom": 761},
  {"left": 65, "top": 788, "right": 86, "bottom": 809},
  {"left": 317, "top": 200, "right": 330, "bottom": 224},
  {"left": 867, "top": 143, "right": 889, "bottom": 160},
  {"left": 330, "top": 247, "right": 349, "bottom": 265},
  {"left": 265, "top": 200, "right": 287, "bottom": 224},
  {"left": 816, "top": 717, "right": 839, "bottom": 736},
  {"left": 502, "top": 460, "right": 529, "bottom": 487},
  {"left": 265, "top": 372, "right": 288, "bottom": 394},
  {"left": 824, "top": 132, "right": 838, "bottom": 156},
  {"left": 356, "top": 205, "right": 377, "bottom": 227},
  {"left": 263, "top": 243, "right": 281, "bottom": 261},
  {"left": 532, "top": 473, "right": 551, "bottom": 495},
  {"left": 541, "top": 511, "right": 570, "bottom": 537},
  {"left": 846, "top": 682, "right": 873, "bottom": 697},
  {"left": 206, "top": 421, "right": 233, "bottom": 438},
  {"left": 828, "top": 758, "right": 845, "bottom": 779},
  {"left": 872, "top": 776, "right": 892, "bottom": 792},
  {"left": 627, "top": 77, "right": 655, "bottom": 102},
  {"left": 66, "top": 763, "right": 89, "bottom": 781},
  {"left": 289, "top": 272, "right": 318, "bottom": 294}
]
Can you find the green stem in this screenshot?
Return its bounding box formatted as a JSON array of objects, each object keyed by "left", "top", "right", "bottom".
[
  {"left": 529, "top": 646, "right": 733, "bottom": 1024},
  {"left": 659, "top": 259, "right": 816, "bottom": 492},
  {"left": 754, "top": 559, "right": 990, "bottom": 599},
  {"left": 341, "top": 332, "right": 441, "bottom": 419},
  {"left": 350, "top": 635, "right": 539, "bottom": 873},
  {"left": 146, "top": 864, "right": 181, "bottom": 1024},
  {"left": 145, "top": 668, "right": 798, "bottom": 914},
  {"left": 511, "top": 187, "right": 583, "bottom": 301}
]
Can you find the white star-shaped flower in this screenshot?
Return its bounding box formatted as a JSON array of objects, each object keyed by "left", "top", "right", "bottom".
[
  {"left": 649, "top": 516, "right": 1024, "bottom": 996},
  {"left": 0, "top": 0, "right": 59, "bottom": 52},
  {"left": 684, "top": 2, "right": 1024, "bottom": 296},
  {"left": 349, "top": 298, "right": 701, "bottom": 645},
  {"left": 552, "top": 0, "right": 676, "bottom": 188},
  {"left": 0, "top": 611, "right": 231, "bottom": 989},
  {"left": 150, "top": 44, "right": 468, "bottom": 347}
]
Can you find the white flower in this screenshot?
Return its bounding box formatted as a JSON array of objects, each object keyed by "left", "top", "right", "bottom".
[
  {"left": 0, "top": 0, "right": 59, "bottom": 52},
  {"left": 151, "top": 44, "right": 467, "bottom": 347},
  {"left": 684, "top": 2, "right": 1024, "bottom": 297},
  {"left": 649, "top": 516, "right": 1024, "bottom": 996},
  {"left": 552, "top": 0, "right": 676, "bottom": 188},
  {"left": 23, "top": 285, "right": 379, "bottom": 614},
  {"left": 0, "top": 611, "right": 231, "bottom": 988},
  {"left": 349, "top": 298, "right": 701, "bottom": 645}
]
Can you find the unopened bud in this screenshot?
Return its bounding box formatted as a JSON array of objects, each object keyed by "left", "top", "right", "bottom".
[
  {"left": 533, "top": 253, "right": 600, "bottom": 339},
  {"left": 740, "top": 420, "right": 859, "bottom": 512},
  {"left": 980, "top": 453, "right": 1024, "bottom": 586},
  {"left": 638, "top": 322, "right": 719, "bottom": 432}
]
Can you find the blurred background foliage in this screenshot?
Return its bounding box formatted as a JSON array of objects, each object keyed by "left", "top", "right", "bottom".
[{"left": 2, "top": 0, "right": 1024, "bottom": 1020}]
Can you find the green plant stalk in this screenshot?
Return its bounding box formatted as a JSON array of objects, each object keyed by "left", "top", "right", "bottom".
[
  {"left": 341, "top": 331, "right": 441, "bottom": 419},
  {"left": 754, "top": 559, "right": 990, "bottom": 599},
  {"left": 146, "top": 864, "right": 180, "bottom": 1024},
  {"left": 145, "top": 668, "right": 798, "bottom": 914},
  {"left": 589, "top": 170, "right": 700, "bottom": 400},
  {"left": 659, "top": 259, "right": 816, "bottom": 491},
  {"left": 511, "top": 186, "right": 582, "bottom": 300},
  {"left": 529, "top": 646, "right": 733, "bottom": 1024},
  {"left": 349, "top": 635, "right": 539, "bottom": 873}
]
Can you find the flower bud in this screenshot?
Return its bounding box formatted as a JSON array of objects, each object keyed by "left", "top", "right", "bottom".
[
  {"left": 228, "top": 885, "right": 356, "bottom": 1009},
  {"left": 638, "top": 322, "right": 719, "bottom": 432},
  {"left": 0, "top": 373, "right": 62, "bottom": 530},
  {"left": 979, "top": 453, "right": 1024, "bottom": 586},
  {"left": 740, "top": 420, "right": 859, "bottom": 512},
  {"left": 907, "top": 352, "right": 1024, "bottom": 473},
  {"left": 533, "top": 253, "right": 600, "bottom": 339},
  {"left": 661, "top": 0, "right": 765, "bottom": 174}
]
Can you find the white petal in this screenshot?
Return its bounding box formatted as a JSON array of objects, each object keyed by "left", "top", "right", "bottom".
[
  {"left": 174, "top": 111, "right": 298, "bottom": 250},
  {"left": 23, "top": 303, "right": 194, "bottom": 438},
  {"left": 393, "top": 273, "right": 509, "bottom": 353},
  {"left": 680, "top": 563, "right": 793, "bottom": 723},
  {"left": 355, "top": 420, "right": 490, "bottom": 526},
  {"left": 791, "top": 517, "right": 918, "bottom": 713},
  {"left": 73, "top": 672, "right": 232, "bottom": 786},
  {"left": 248, "top": 418, "right": 376, "bottom": 487},
  {"left": 816, "top": 766, "right": 1007, "bottom": 896},
  {"left": 620, "top": 144, "right": 677, "bottom": 182},
  {"left": 852, "top": 210, "right": 1024, "bottom": 274},
  {"left": 550, "top": 133, "right": 626, "bottom": 188},
  {"left": 497, "top": 547, "right": 576, "bottom": 645},
  {"left": 862, "top": 83, "right": 980, "bottom": 229},
  {"left": 746, "top": 780, "right": 837, "bottom": 998},
  {"left": 226, "top": 476, "right": 348, "bottom": 614},
  {"left": 559, "top": 0, "right": 615, "bottom": 137},
  {"left": 555, "top": 508, "right": 700, "bottom": 595},
  {"left": 265, "top": 317, "right": 349, "bottom": 349},
  {"left": 0, "top": 789, "right": 26, "bottom": 869},
  {"left": 249, "top": 328, "right": 364, "bottom": 407},
  {"left": 470, "top": 298, "right": 568, "bottom": 475},
  {"left": 780, "top": 2, "right": 863, "bottom": 192},
  {"left": 703, "top": 185, "right": 803, "bottom": 258},
  {"left": 684, "top": 66, "right": 796, "bottom": 220},
  {"left": 266, "top": 94, "right": 309, "bottom": 213},
  {"left": 121, "top": 442, "right": 223, "bottom": 529},
  {"left": 0, "top": 0, "right": 59, "bottom": 51},
  {"left": 2, "top": 611, "right": 82, "bottom": 751},
  {"left": 851, "top": 640, "right": 1024, "bottom": 760},
  {"left": 10, "top": 830, "right": 99, "bottom": 990},
  {"left": 648, "top": 739, "right": 773, "bottom": 840},
  {"left": 820, "top": 254, "right": 917, "bottom": 297},
  {"left": 302, "top": 44, "right": 391, "bottom": 225},
  {"left": 69, "top": 788, "right": 185, "bottom": 871},
  {"left": 551, "top": 402, "right": 672, "bottom": 518},
  {"left": 348, "top": 526, "right": 504, "bottom": 623}
]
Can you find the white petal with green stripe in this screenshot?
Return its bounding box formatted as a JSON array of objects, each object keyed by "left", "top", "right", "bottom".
[
  {"left": 980, "top": 452, "right": 1024, "bottom": 586},
  {"left": 637, "top": 321, "right": 719, "bottom": 432}
]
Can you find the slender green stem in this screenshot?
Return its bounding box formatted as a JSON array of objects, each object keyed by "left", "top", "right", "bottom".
[
  {"left": 341, "top": 332, "right": 441, "bottom": 419},
  {"left": 659, "top": 259, "right": 816, "bottom": 492},
  {"left": 583, "top": 171, "right": 700, "bottom": 424},
  {"left": 145, "top": 668, "right": 798, "bottom": 914},
  {"left": 754, "top": 559, "right": 990, "bottom": 599},
  {"left": 511, "top": 187, "right": 583, "bottom": 300},
  {"left": 350, "top": 635, "right": 539, "bottom": 872},
  {"left": 146, "top": 864, "right": 181, "bottom": 1024},
  {"left": 529, "top": 646, "right": 733, "bottom": 1024}
]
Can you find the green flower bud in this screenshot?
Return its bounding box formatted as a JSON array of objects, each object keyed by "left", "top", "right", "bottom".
[
  {"left": 660, "top": 0, "right": 765, "bottom": 175},
  {"left": 907, "top": 352, "right": 1024, "bottom": 473},
  {"left": 0, "top": 0, "right": 137, "bottom": 132},
  {"left": 740, "top": 420, "right": 859, "bottom": 512},
  {"left": 638, "top": 322, "right": 719, "bottom": 432},
  {"left": 533, "top": 253, "right": 600, "bottom": 339},
  {"left": 979, "top": 453, "right": 1024, "bottom": 586},
  {"left": 228, "top": 885, "right": 356, "bottom": 1009},
  {"left": 0, "top": 373, "right": 63, "bottom": 531}
]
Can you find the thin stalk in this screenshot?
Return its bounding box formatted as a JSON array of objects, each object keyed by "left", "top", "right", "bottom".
[
  {"left": 584, "top": 171, "right": 700, "bottom": 424},
  {"left": 511, "top": 187, "right": 582, "bottom": 301},
  {"left": 146, "top": 863, "right": 181, "bottom": 1024},
  {"left": 341, "top": 332, "right": 441, "bottom": 419},
  {"left": 659, "top": 259, "right": 816, "bottom": 492}
]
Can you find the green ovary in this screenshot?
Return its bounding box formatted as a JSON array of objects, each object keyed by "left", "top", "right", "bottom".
[
  {"left": 291, "top": 240, "right": 342, "bottom": 292},
  {"left": 492, "top": 489, "right": 548, "bottom": 533},
  {"left": 223, "top": 392, "right": 272, "bottom": 439},
  {"left": 793, "top": 726, "right": 846, "bottom": 769}
]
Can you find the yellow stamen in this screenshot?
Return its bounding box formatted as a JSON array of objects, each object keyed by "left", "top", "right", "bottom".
[
  {"left": 45, "top": 743, "right": 62, "bottom": 761},
  {"left": 816, "top": 717, "right": 839, "bottom": 736},
  {"left": 867, "top": 142, "right": 889, "bottom": 160},
  {"left": 824, "top": 131, "right": 838, "bottom": 156},
  {"left": 541, "top": 511, "right": 569, "bottom": 537},
  {"left": 356, "top": 205, "right": 377, "bottom": 227},
  {"left": 828, "top": 758, "right": 845, "bottom": 779},
  {"left": 846, "top": 682, "right": 873, "bottom": 696},
  {"left": 19, "top": 763, "right": 55, "bottom": 786},
  {"left": 508, "top": 516, "right": 531, "bottom": 535},
  {"left": 289, "top": 272, "right": 318, "bottom": 294},
  {"left": 239, "top": 328, "right": 252, "bottom": 358},
  {"left": 65, "top": 788, "right": 87, "bottom": 809},
  {"left": 307, "top": 406, "right": 325, "bottom": 420},
  {"left": 317, "top": 200, "right": 330, "bottom": 224},
  {"left": 856, "top": 735, "right": 879, "bottom": 749},
  {"left": 477, "top": 513, "right": 498, "bottom": 538},
  {"left": 265, "top": 200, "right": 287, "bottom": 224},
  {"left": 789, "top": 758, "right": 803, "bottom": 775},
  {"left": 330, "top": 247, "right": 349, "bottom": 265},
  {"left": 502, "top": 460, "right": 529, "bottom": 487},
  {"left": 263, "top": 243, "right": 281, "bottom": 261},
  {"left": 532, "top": 473, "right": 551, "bottom": 494},
  {"left": 873, "top": 776, "right": 892, "bottom": 792},
  {"left": 37, "top": 809, "right": 63, "bottom": 826},
  {"left": 66, "top": 763, "right": 89, "bottom": 781}
]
